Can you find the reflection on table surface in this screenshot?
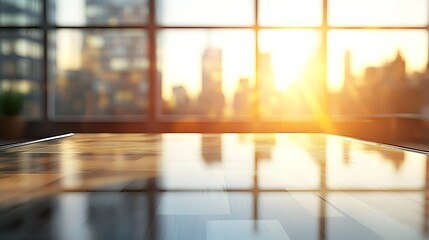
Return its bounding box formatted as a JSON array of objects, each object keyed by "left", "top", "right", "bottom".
[{"left": 0, "top": 133, "right": 428, "bottom": 240}]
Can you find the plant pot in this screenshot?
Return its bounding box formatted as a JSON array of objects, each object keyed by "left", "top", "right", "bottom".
[{"left": 1, "top": 115, "right": 25, "bottom": 140}]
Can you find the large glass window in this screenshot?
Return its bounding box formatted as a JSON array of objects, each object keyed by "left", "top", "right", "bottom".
[
  {"left": 157, "top": 0, "right": 254, "bottom": 26},
  {"left": 1, "top": 0, "right": 429, "bottom": 128},
  {"left": 328, "top": 30, "right": 428, "bottom": 115},
  {"left": 0, "top": 0, "right": 42, "bottom": 26},
  {"left": 0, "top": 30, "right": 43, "bottom": 119},
  {"left": 47, "top": 0, "right": 150, "bottom": 120},
  {"left": 258, "top": 30, "right": 323, "bottom": 118},
  {"left": 329, "top": 0, "right": 428, "bottom": 26},
  {"left": 259, "top": 0, "right": 322, "bottom": 26},
  {"left": 158, "top": 30, "right": 255, "bottom": 118},
  {"left": 51, "top": 30, "right": 148, "bottom": 119},
  {"left": 52, "top": 0, "right": 149, "bottom": 26}
]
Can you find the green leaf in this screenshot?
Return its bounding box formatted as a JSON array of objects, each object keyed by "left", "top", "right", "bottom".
[{"left": 0, "top": 90, "right": 25, "bottom": 116}]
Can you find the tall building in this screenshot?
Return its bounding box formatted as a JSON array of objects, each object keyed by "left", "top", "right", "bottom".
[
  {"left": 58, "top": 0, "right": 148, "bottom": 116},
  {"left": 385, "top": 50, "right": 406, "bottom": 84},
  {"left": 0, "top": 0, "right": 41, "bottom": 26},
  {"left": 86, "top": 0, "right": 148, "bottom": 25},
  {"left": 0, "top": 0, "right": 50, "bottom": 119},
  {"left": 233, "top": 78, "right": 252, "bottom": 115},
  {"left": 337, "top": 50, "right": 363, "bottom": 114},
  {"left": 337, "top": 50, "right": 420, "bottom": 115},
  {"left": 172, "top": 85, "right": 190, "bottom": 113},
  {"left": 199, "top": 48, "right": 225, "bottom": 115}
]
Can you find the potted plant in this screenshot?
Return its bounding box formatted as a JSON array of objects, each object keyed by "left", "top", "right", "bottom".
[{"left": 0, "top": 89, "right": 25, "bottom": 140}]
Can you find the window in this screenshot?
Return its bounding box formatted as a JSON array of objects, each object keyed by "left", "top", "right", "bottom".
[
  {"left": 0, "top": 30, "right": 43, "bottom": 119},
  {"left": 158, "top": 30, "right": 255, "bottom": 118},
  {"left": 259, "top": 0, "right": 322, "bottom": 26},
  {"left": 258, "top": 30, "right": 323, "bottom": 118},
  {"left": 328, "top": 30, "right": 428, "bottom": 115},
  {"left": 52, "top": 0, "right": 148, "bottom": 26},
  {"left": 157, "top": 0, "right": 254, "bottom": 26},
  {"left": 51, "top": 30, "right": 148, "bottom": 119},
  {"left": 329, "top": 0, "right": 428, "bottom": 26},
  {"left": 0, "top": 0, "right": 428, "bottom": 133},
  {"left": 0, "top": 0, "right": 42, "bottom": 26}
]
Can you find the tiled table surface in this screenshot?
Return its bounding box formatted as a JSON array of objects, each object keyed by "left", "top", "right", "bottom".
[{"left": 0, "top": 133, "right": 428, "bottom": 240}]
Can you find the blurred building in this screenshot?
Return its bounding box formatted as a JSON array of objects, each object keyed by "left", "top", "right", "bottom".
[
  {"left": 199, "top": 48, "right": 225, "bottom": 116},
  {"left": 0, "top": 0, "right": 49, "bottom": 119},
  {"left": 336, "top": 50, "right": 421, "bottom": 115},
  {"left": 0, "top": 0, "right": 42, "bottom": 25},
  {"left": 233, "top": 78, "right": 252, "bottom": 115},
  {"left": 86, "top": 0, "right": 148, "bottom": 25},
  {"left": 172, "top": 85, "right": 190, "bottom": 114},
  {"left": 336, "top": 50, "right": 362, "bottom": 114},
  {"left": 57, "top": 0, "right": 148, "bottom": 117}
]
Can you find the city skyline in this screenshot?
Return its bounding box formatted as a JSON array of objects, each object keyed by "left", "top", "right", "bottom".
[
  {"left": 3, "top": 0, "right": 429, "bottom": 119},
  {"left": 165, "top": 44, "right": 429, "bottom": 117},
  {"left": 58, "top": 29, "right": 429, "bottom": 99},
  {"left": 55, "top": 0, "right": 429, "bottom": 95}
]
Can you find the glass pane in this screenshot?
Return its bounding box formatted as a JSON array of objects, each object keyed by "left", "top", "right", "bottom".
[
  {"left": 157, "top": 0, "right": 254, "bottom": 26},
  {"left": 52, "top": 0, "right": 148, "bottom": 26},
  {"left": 0, "top": 30, "right": 43, "bottom": 119},
  {"left": 158, "top": 30, "right": 255, "bottom": 118},
  {"left": 329, "top": 0, "right": 428, "bottom": 26},
  {"left": 258, "top": 30, "right": 324, "bottom": 118},
  {"left": 0, "top": 0, "right": 42, "bottom": 26},
  {"left": 51, "top": 30, "right": 148, "bottom": 119},
  {"left": 328, "top": 30, "right": 428, "bottom": 116},
  {"left": 259, "top": 0, "right": 322, "bottom": 26}
]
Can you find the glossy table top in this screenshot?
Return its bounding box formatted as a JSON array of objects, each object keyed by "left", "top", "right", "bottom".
[{"left": 0, "top": 133, "right": 428, "bottom": 240}]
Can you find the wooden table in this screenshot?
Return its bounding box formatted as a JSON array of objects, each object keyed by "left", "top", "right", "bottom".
[{"left": 0, "top": 133, "right": 428, "bottom": 239}]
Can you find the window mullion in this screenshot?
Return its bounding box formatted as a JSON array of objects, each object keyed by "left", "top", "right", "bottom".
[
  {"left": 148, "top": 0, "right": 158, "bottom": 126},
  {"left": 42, "top": 0, "right": 49, "bottom": 121},
  {"left": 254, "top": 0, "right": 260, "bottom": 122}
]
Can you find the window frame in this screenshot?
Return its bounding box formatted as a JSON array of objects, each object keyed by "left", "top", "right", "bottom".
[{"left": 0, "top": 0, "right": 427, "bottom": 137}]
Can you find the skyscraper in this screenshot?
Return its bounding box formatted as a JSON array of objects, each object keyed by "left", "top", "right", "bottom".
[
  {"left": 0, "top": 0, "right": 48, "bottom": 119},
  {"left": 58, "top": 0, "right": 148, "bottom": 116},
  {"left": 172, "top": 85, "right": 190, "bottom": 113},
  {"left": 233, "top": 78, "right": 252, "bottom": 115},
  {"left": 385, "top": 50, "right": 406, "bottom": 84},
  {"left": 86, "top": 0, "right": 147, "bottom": 25},
  {"left": 199, "top": 47, "right": 225, "bottom": 115},
  {"left": 0, "top": 0, "right": 41, "bottom": 26}
]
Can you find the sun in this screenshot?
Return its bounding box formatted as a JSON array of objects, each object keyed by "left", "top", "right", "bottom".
[{"left": 259, "top": 30, "right": 321, "bottom": 92}]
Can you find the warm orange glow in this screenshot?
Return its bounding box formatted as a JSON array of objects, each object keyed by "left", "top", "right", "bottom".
[
  {"left": 259, "top": 30, "right": 320, "bottom": 92},
  {"left": 328, "top": 30, "right": 428, "bottom": 92},
  {"left": 51, "top": 0, "right": 429, "bottom": 118}
]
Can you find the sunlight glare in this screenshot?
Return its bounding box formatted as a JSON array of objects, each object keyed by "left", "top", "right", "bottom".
[{"left": 260, "top": 30, "right": 320, "bottom": 92}]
